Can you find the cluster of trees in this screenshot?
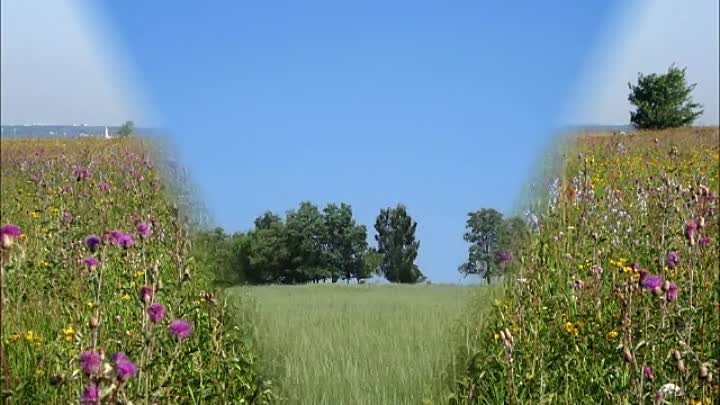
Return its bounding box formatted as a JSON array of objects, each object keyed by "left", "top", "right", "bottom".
[
  {"left": 193, "top": 201, "right": 531, "bottom": 286},
  {"left": 193, "top": 202, "right": 425, "bottom": 285},
  {"left": 457, "top": 208, "right": 530, "bottom": 283}
]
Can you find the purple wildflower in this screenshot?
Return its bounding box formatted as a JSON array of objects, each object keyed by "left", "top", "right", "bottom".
[
  {"left": 168, "top": 319, "right": 192, "bottom": 341},
  {"left": 84, "top": 257, "right": 99, "bottom": 270},
  {"left": 0, "top": 224, "right": 22, "bottom": 238},
  {"left": 119, "top": 234, "right": 134, "bottom": 249},
  {"left": 136, "top": 222, "right": 151, "bottom": 239},
  {"left": 98, "top": 182, "right": 111, "bottom": 192},
  {"left": 666, "top": 252, "right": 679, "bottom": 270},
  {"left": 85, "top": 235, "right": 101, "bottom": 252},
  {"left": 110, "top": 352, "right": 127, "bottom": 363},
  {"left": 495, "top": 251, "right": 513, "bottom": 266},
  {"left": 74, "top": 167, "right": 89, "bottom": 181},
  {"left": 699, "top": 237, "right": 710, "bottom": 248},
  {"left": 62, "top": 185, "right": 73, "bottom": 194},
  {"left": 110, "top": 231, "right": 124, "bottom": 246},
  {"left": 80, "top": 382, "right": 99, "bottom": 405},
  {"left": 147, "top": 303, "right": 165, "bottom": 323},
  {"left": 666, "top": 283, "right": 678, "bottom": 302},
  {"left": 643, "top": 366, "right": 654, "bottom": 381},
  {"left": 113, "top": 355, "right": 137, "bottom": 382},
  {"left": 641, "top": 275, "right": 663, "bottom": 291},
  {"left": 0, "top": 224, "right": 22, "bottom": 249},
  {"left": 79, "top": 351, "right": 101, "bottom": 375},
  {"left": 138, "top": 285, "right": 153, "bottom": 304}
]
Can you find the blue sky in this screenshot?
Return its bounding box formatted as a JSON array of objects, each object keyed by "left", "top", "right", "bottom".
[{"left": 2, "top": 1, "right": 718, "bottom": 282}]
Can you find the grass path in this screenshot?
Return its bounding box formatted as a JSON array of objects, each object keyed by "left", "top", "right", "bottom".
[{"left": 228, "top": 284, "right": 485, "bottom": 405}]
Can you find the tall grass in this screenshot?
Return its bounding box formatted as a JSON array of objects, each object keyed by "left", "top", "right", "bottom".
[
  {"left": 0, "top": 138, "right": 272, "bottom": 404},
  {"left": 451, "top": 127, "right": 720, "bottom": 405},
  {"left": 230, "top": 284, "right": 486, "bottom": 405}
]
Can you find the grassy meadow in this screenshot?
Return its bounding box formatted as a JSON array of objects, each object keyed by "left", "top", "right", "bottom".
[{"left": 230, "top": 284, "right": 492, "bottom": 405}]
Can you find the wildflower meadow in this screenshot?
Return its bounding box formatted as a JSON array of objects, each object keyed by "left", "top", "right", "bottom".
[
  {"left": 450, "top": 127, "right": 719, "bottom": 404},
  {"left": 0, "top": 138, "right": 273, "bottom": 404}
]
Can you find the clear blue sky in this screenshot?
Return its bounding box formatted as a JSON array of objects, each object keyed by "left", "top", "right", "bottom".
[{"left": 96, "top": 1, "right": 620, "bottom": 283}]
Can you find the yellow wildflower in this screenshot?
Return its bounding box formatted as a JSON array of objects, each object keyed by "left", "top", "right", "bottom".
[
  {"left": 126, "top": 330, "right": 134, "bottom": 337},
  {"left": 121, "top": 294, "right": 131, "bottom": 302},
  {"left": 493, "top": 332, "right": 500, "bottom": 341},
  {"left": 35, "top": 370, "right": 45, "bottom": 378},
  {"left": 31, "top": 211, "right": 41, "bottom": 220},
  {"left": 25, "top": 330, "right": 36, "bottom": 342},
  {"left": 51, "top": 207, "right": 60, "bottom": 215},
  {"left": 86, "top": 301, "right": 95, "bottom": 309},
  {"left": 134, "top": 271, "right": 145, "bottom": 279},
  {"left": 563, "top": 322, "right": 575, "bottom": 335},
  {"left": 607, "top": 330, "right": 619, "bottom": 340},
  {"left": 63, "top": 326, "right": 76, "bottom": 342}
]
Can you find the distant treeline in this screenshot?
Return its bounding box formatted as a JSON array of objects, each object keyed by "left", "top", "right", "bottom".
[{"left": 192, "top": 202, "right": 529, "bottom": 285}]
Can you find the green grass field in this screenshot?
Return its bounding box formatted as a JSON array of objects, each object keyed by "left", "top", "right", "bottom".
[{"left": 229, "top": 284, "right": 489, "bottom": 405}]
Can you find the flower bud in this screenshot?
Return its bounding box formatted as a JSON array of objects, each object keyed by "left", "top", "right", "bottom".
[
  {"left": 504, "top": 328, "right": 513, "bottom": 344},
  {"left": 89, "top": 317, "right": 99, "bottom": 330},
  {"left": 698, "top": 216, "right": 705, "bottom": 229},
  {"left": 49, "top": 373, "right": 65, "bottom": 386},
  {"left": 652, "top": 286, "right": 663, "bottom": 296},
  {"left": 1, "top": 234, "right": 12, "bottom": 249},
  {"left": 672, "top": 350, "right": 682, "bottom": 361},
  {"left": 623, "top": 346, "right": 633, "bottom": 363},
  {"left": 662, "top": 280, "right": 670, "bottom": 292},
  {"left": 700, "top": 366, "right": 709, "bottom": 381},
  {"left": 677, "top": 359, "right": 685, "bottom": 374},
  {"left": 499, "top": 331, "right": 507, "bottom": 342}
]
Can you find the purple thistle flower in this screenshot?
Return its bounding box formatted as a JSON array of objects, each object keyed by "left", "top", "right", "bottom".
[
  {"left": 666, "top": 252, "right": 679, "bottom": 270},
  {"left": 79, "top": 351, "right": 101, "bottom": 375},
  {"left": 666, "top": 283, "right": 678, "bottom": 302},
  {"left": 98, "top": 182, "right": 111, "bottom": 192},
  {"left": 0, "top": 225, "right": 22, "bottom": 238},
  {"left": 110, "top": 231, "right": 124, "bottom": 246},
  {"left": 136, "top": 222, "right": 151, "bottom": 239},
  {"left": 119, "top": 234, "right": 134, "bottom": 250},
  {"left": 0, "top": 224, "right": 22, "bottom": 249},
  {"left": 110, "top": 352, "right": 127, "bottom": 363},
  {"left": 73, "top": 167, "right": 89, "bottom": 181},
  {"left": 641, "top": 275, "right": 663, "bottom": 291},
  {"left": 84, "top": 257, "right": 99, "bottom": 270},
  {"left": 630, "top": 262, "right": 639, "bottom": 272},
  {"left": 495, "top": 251, "right": 513, "bottom": 266},
  {"left": 138, "top": 285, "right": 153, "bottom": 304},
  {"left": 147, "top": 303, "right": 165, "bottom": 323},
  {"left": 85, "top": 235, "right": 101, "bottom": 252},
  {"left": 114, "top": 355, "right": 137, "bottom": 382},
  {"left": 80, "top": 382, "right": 99, "bottom": 405},
  {"left": 168, "top": 319, "right": 192, "bottom": 341},
  {"left": 642, "top": 366, "right": 654, "bottom": 381},
  {"left": 699, "top": 237, "right": 710, "bottom": 248}
]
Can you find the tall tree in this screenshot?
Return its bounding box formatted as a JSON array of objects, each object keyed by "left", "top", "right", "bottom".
[
  {"left": 323, "top": 203, "right": 368, "bottom": 283},
  {"left": 285, "top": 202, "right": 326, "bottom": 284},
  {"left": 374, "top": 205, "right": 423, "bottom": 283},
  {"left": 359, "top": 247, "right": 383, "bottom": 281},
  {"left": 628, "top": 64, "right": 703, "bottom": 129},
  {"left": 459, "top": 208, "right": 504, "bottom": 282},
  {"left": 247, "top": 212, "right": 290, "bottom": 283}
]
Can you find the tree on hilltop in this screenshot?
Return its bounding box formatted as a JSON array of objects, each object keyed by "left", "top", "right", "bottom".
[{"left": 628, "top": 64, "right": 703, "bottom": 129}]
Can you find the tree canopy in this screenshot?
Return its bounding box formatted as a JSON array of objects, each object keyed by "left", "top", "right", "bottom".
[
  {"left": 628, "top": 64, "right": 703, "bottom": 129},
  {"left": 374, "top": 205, "right": 424, "bottom": 283}
]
